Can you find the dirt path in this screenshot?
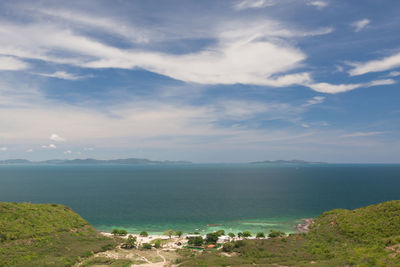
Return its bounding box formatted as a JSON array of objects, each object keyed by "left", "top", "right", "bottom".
[{"left": 131, "top": 250, "right": 166, "bottom": 267}]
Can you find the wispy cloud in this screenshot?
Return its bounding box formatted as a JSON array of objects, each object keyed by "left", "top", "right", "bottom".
[
  {"left": 388, "top": 71, "right": 400, "bottom": 77},
  {"left": 64, "top": 150, "right": 72, "bottom": 154},
  {"left": 351, "top": 19, "right": 370, "bottom": 32},
  {"left": 307, "top": 79, "right": 396, "bottom": 94},
  {"left": 307, "top": 1, "right": 328, "bottom": 9},
  {"left": 34, "top": 71, "right": 90, "bottom": 80},
  {"left": 341, "top": 131, "right": 384, "bottom": 138},
  {"left": 0, "top": 147, "right": 8, "bottom": 151},
  {"left": 234, "top": 0, "right": 276, "bottom": 10},
  {"left": 348, "top": 51, "right": 400, "bottom": 76},
  {"left": 33, "top": 8, "right": 149, "bottom": 43},
  {"left": 302, "top": 96, "right": 325, "bottom": 107}
]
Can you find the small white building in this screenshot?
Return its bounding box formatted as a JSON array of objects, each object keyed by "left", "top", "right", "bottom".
[{"left": 217, "top": 235, "right": 230, "bottom": 243}]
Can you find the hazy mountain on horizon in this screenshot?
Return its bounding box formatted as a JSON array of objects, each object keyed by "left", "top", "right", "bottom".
[
  {"left": 249, "top": 159, "right": 327, "bottom": 164},
  {"left": 0, "top": 158, "right": 192, "bottom": 165}
]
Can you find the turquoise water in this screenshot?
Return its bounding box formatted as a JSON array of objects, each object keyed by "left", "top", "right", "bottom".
[{"left": 0, "top": 164, "right": 400, "bottom": 235}]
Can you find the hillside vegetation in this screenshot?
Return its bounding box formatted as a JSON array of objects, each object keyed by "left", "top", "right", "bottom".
[
  {"left": 0, "top": 202, "right": 117, "bottom": 267},
  {"left": 178, "top": 200, "right": 400, "bottom": 266}
]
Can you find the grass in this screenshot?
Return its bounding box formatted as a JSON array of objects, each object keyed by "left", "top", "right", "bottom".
[
  {"left": 0, "top": 202, "right": 117, "bottom": 267},
  {"left": 80, "top": 257, "right": 133, "bottom": 267}
]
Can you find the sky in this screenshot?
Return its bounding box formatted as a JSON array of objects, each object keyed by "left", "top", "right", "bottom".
[{"left": 0, "top": 0, "right": 399, "bottom": 163}]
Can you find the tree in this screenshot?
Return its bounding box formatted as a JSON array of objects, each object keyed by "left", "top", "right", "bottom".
[
  {"left": 118, "top": 229, "right": 127, "bottom": 236},
  {"left": 176, "top": 230, "right": 183, "bottom": 237},
  {"left": 188, "top": 236, "right": 203, "bottom": 246},
  {"left": 256, "top": 232, "right": 265, "bottom": 238},
  {"left": 140, "top": 231, "right": 148, "bottom": 237},
  {"left": 242, "top": 231, "right": 252, "bottom": 238},
  {"left": 111, "top": 228, "right": 127, "bottom": 236},
  {"left": 206, "top": 232, "right": 219, "bottom": 244},
  {"left": 121, "top": 235, "right": 137, "bottom": 249},
  {"left": 237, "top": 232, "right": 243, "bottom": 238},
  {"left": 154, "top": 239, "right": 161, "bottom": 248},
  {"left": 268, "top": 229, "right": 286, "bottom": 238},
  {"left": 111, "top": 228, "right": 119, "bottom": 236},
  {"left": 216, "top": 230, "right": 225, "bottom": 236},
  {"left": 228, "top": 232, "right": 235, "bottom": 239},
  {"left": 164, "top": 229, "right": 175, "bottom": 238}
]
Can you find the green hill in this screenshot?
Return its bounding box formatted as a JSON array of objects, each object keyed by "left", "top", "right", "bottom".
[
  {"left": 178, "top": 200, "right": 400, "bottom": 266},
  {"left": 0, "top": 202, "right": 117, "bottom": 267}
]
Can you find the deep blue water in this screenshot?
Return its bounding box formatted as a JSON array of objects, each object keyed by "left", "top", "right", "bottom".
[{"left": 0, "top": 164, "right": 399, "bottom": 234}]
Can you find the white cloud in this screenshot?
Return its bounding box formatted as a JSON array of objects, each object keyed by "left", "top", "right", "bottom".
[
  {"left": 0, "top": 56, "right": 28, "bottom": 71},
  {"left": 307, "top": 79, "right": 396, "bottom": 94},
  {"left": 27, "top": 148, "right": 34, "bottom": 152},
  {"left": 0, "top": 15, "right": 315, "bottom": 88},
  {"left": 34, "top": 71, "right": 90, "bottom": 80},
  {"left": 64, "top": 150, "right": 72, "bottom": 154},
  {"left": 389, "top": 71, "right": 400, "bottom": 77},
  {"left": 301, "top": 123, "right": 310, "bottom": 128},
  {"left": 234, "top": 0, "right": 276, "bottom": 10},
  {"left": 351, "top": 19, "right": 370, "bottom": 32},
  {"left": 0, "top": 147, "right": 8, "bottom": 151},
  {"left": 307, "top": 1, "right": 328, "bottom": 9},
  {"left": 349, "top": 51, "right": 400, "bottom": 76},
  {"left": 341, "top": 131, "right": 384, "bottom": 138},
  {"left": 302, "top": 96, "right": 325, "bottom": 106},
  {"left": 42, "top": 144, "right": 57, "bottom": 149},
  {"left": 50, "top": 134, "right": 66, "bottom": 142}
]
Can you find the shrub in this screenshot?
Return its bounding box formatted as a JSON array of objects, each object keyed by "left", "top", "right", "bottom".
[
  {"left": 111, "top": 229, "right": 127, "bottom": 236},
  {"left": 121, "top": 235, "right": 137, "bottom": 249},
  {"left": 188, "top": 236, "right": 203, "bottom": 246},
  {"left": 118, "top": 229, "right": 127, "bottom": 236},
  {"left": 268, "top": 229, "right": 286, "bottom": 238},
  {"left": 101, "top": 243, "right": 114, "bottom": 251},
  {"left": 228, "top": 232, "right": 235, "bottom": 238},
  {"left": 256, "top": 232, "right": 265, "bottom": 238},
  {"left": 222, "top": 242, "right": 234, "bottom": 252},
  {"left": 154, "top": 239, "right": 161, "bottom": 248},
  {"left": 142, "top": 243, "right": 152, "bottom": 250},
  {"left": 242, "top": 231, "right": 252, "bottom": 238},
  {"left": 140, "top": 231, "right": 148, "bottom": 237},
  {"left": 234, "top": 240, "right": 246, "bottom": 248}
]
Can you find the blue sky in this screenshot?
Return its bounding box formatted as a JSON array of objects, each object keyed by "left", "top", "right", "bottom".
[{"left": 0, "top": 0, "right": 399, "bottom": 163}]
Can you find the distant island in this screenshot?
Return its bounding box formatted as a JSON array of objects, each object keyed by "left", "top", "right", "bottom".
[
  {"left": 249, "top": 159, "right": 327, "bottom": 164},
  {"left": 0, "top": 158, "right": 192, "bottom": 165}
]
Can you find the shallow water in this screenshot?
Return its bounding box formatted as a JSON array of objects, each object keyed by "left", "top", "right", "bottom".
[{"left": 1, "top": 163, "right": 399, "bottom": 235}]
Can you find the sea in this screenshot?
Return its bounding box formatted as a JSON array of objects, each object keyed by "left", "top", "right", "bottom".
[{"left": 1, "top": 163, "right": 399, "bottom": 235}]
